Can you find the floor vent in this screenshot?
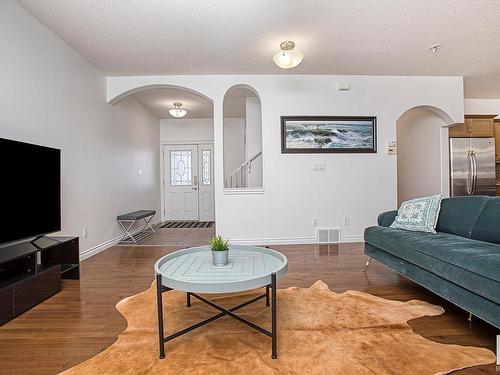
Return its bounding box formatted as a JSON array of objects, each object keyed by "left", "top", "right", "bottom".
[{"left": 317, "top": 228, "right": 340, "bottom": 244}]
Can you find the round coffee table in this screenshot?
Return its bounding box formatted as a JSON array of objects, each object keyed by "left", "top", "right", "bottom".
[{"left": 154, "top": 245, "right": 288, "bottom": 359}]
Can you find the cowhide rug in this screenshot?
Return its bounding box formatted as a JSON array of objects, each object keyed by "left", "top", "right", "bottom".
[{"left": 59, "top": 281, "right": 495, "bottom": 374}]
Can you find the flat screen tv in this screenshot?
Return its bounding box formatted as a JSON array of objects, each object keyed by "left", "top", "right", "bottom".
[{"left": 0, "top": 138, "right": 61, "bottom": 245}]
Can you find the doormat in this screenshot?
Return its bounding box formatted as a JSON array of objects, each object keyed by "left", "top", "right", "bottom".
[{"left": 160, "top": 221, "right": 214, "bottom": 229}]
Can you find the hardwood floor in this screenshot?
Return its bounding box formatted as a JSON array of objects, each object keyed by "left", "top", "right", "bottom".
[
  {"left": 123, "top": 225, "right": 215, "bottom": 246},
  {"left": 0, "top": 243, "right": 498, "bottom": 374}
]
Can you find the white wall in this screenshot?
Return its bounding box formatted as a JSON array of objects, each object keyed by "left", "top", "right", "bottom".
[
  {"left": 464, "top": 99, "right": 500, "bottom": 118},
  {"left": 397, "top": 109, "right": 445, "bottom": 205},
  {"left": 0, "top": 1, "right": 161, "bottom": 256},
  {"left": 245, "top": 97, "right": 263, "bottom": 187},
  {"left": 108, "top": 74, "right": 464, "bottom": 244},
  {"left": 160, "top": 118, "right": 213, "bottom": 143},
  {"left": 245, "top": 97, "right": 262, "bottom": 158},
  {"left": 223, "top": 118, "right": 245, "bottom": 178}
]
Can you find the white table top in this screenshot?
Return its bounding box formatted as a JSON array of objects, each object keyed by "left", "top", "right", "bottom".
[{"left": 154, "top": 245, "right": 288, "bottom": 293}]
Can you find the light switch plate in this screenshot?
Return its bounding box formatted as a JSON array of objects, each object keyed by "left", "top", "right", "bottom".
[
  {"left": 387, "top": 140, "right": 397, "bottom": 147},
  {"left": 336, "top": 82, "right": 350, "bottom": 91},
  {"left": 312, "top": 163, "right": 326, "bottom": 171}
]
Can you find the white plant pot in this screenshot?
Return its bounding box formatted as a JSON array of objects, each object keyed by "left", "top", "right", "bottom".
[{"left": 211, "top": 249, "right": 229, "bottom": 267}]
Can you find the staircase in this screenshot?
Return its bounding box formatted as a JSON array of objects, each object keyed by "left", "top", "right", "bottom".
[{"left": 224, "top": 151, "right": 262, "bottom": 188}]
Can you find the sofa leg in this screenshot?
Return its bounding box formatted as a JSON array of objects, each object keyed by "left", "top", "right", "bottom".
[
  {"left": 468, "top": 312, "right": 473, "bottom": 323},
  {"left": 363, "top": 257, "right": 372, "bottom": 272}
]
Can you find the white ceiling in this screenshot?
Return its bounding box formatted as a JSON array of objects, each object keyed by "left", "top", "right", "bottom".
[
  {"left": 132, "top": 87, "right": 255, "bottom": 119},
  {"left": 133, "top": 88, "right": 213, "bottom": 118},
  {"left": 18, "top": 0, "right": 500, "bottom": 98}
]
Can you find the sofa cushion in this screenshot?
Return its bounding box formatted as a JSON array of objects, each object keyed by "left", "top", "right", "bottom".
[
  {"left": 471, "top": 198, "right": 500, "bottom": 245},
  {"left": 390, "top": 195, "right": 442, "bottom": 233},
  {"left": 435, "top": 196, "right": 488, "bottom": 238},
  {"left": 364, "top": 226, "right": 500, "bottom": 304}
]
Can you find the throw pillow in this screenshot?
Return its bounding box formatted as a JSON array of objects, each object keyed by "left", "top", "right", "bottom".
[{"left": 390, "top": 194, "right": 442, "bottom": 233}]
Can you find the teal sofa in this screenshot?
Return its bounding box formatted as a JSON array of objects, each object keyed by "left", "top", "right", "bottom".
[{"left": 364, "top": 196, "right": 500, "bottom": 329}]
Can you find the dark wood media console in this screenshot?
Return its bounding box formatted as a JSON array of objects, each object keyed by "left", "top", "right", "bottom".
[{"left": 0, "top": 236, "right": 79, "bottom": 325}]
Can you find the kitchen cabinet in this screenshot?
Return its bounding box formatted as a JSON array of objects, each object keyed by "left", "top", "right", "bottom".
[
  {"left": 448, "top": 122, "right": 468, "bottom": 137},
  {"left": 468, "top": 117, "right": 495, "bottom": 137},
  {"left": 449, "top": 115, "right": 495, "bottom": 138}
]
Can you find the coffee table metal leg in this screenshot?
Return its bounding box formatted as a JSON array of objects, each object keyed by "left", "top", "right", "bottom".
[
  {"left": 187, "top": 292, "right": 191, "bottom": 307},
  {"left": 266, "top": 285, "right": 270, "bottom": 307},
  {"left": 271, "top": 273, "right": 277, "bottom": 359},
  {"left": 156, "top": 274, "right": 166, "bottom": 359}
]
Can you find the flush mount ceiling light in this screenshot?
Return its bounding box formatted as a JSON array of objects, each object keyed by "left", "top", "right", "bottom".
[
  {"left": 169, "top": 102, "right": 187, "bottom": 118},
  {"left": 273, "top": 41, "right": 304, "bottom": 69},
  {"left": 428, "top": 44, "right": 442, "bottom": 54}
]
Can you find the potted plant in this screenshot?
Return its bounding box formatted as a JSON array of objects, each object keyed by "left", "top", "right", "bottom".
[{"left": 209, "top": 235, "right": 231, "bottom": 266}]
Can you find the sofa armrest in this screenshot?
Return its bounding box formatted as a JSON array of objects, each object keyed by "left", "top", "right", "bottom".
[{"left": 377, "top": 210, "right": 398, "bottom": 227}]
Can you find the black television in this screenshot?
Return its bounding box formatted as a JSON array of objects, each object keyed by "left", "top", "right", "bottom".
[{"left": 0, "top": 138, "right": 61, "bottom": 245}]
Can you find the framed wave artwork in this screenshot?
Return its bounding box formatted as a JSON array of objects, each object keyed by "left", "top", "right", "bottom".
[{"left": 280, "top": 116, "right": 377, "bottom": 154}]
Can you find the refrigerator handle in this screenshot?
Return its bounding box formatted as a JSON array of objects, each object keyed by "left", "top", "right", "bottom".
[
  {"left": 471, "top": 151, "right": 478, "bottom": 195},
  {"left": 466, "top": 151, "right": 474, "bottom": 195}
]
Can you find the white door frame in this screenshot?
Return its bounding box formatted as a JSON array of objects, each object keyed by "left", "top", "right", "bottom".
[{"left": 160, "top": 141, "right": 215, "bottom": 222}]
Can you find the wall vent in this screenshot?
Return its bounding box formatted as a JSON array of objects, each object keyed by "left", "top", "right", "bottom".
[{"left": 317, "top": 228, "right": 340, "bottom": 244}]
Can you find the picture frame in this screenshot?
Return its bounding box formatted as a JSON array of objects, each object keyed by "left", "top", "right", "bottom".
[{"left": 280, "top": 116, "right": 377, "bottom": 154}]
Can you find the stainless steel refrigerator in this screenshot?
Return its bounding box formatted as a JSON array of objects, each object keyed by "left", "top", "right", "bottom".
[{"left": 450, "top": 138, "right": 496, "bottom": 196}]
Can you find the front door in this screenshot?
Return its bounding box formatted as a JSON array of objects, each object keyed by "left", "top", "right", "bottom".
[{"left": 163, "top": 144, "right": 215, "bottom": 221}]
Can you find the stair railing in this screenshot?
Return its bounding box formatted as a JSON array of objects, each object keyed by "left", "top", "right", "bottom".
[{"left": 224, "top": 151, "right": 262, "bottom": 188}]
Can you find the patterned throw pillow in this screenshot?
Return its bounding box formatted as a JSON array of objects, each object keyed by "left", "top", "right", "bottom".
[{"left": 390, "top": 195, "right": 442, "bottom": 234}]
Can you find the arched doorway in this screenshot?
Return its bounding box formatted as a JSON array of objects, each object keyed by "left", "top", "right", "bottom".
[
  {"left": 396, "top": 106, "right": 453, "bottom": 205},
  {"left": 223, "top": 85, "right": 263, "bottom": 188},
  {"left": 111, "top": 85, "right": 216, "bottom": 233}
]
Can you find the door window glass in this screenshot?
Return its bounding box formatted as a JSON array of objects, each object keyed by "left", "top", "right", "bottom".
[
  {"left": 170, "top": 150, "right": 192, "bottom": 185},
  {"left": 201, "top": 150, "right": 211, "bottom": 185}
]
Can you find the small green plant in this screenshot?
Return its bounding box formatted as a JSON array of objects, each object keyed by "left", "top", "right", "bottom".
[{"left": 209, "top": 235, "right": 230, "bottom": 251}]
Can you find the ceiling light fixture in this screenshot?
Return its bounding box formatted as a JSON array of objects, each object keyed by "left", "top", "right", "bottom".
[
  {"left": 169, "top": 102, "right": 187, "bottom": 118},
  {"left": 428, "top": 44, "right": 442, "bottom": 54},
  {"left": 273, "top": 41, "right": 304, "bottom": 69}
]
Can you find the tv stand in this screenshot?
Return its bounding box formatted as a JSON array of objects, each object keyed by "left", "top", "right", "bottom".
[
  {"left": 30, "top": 235, "right": 61, "bottom": 249},
  {"left": 0, "top": 236, "right": 79, "bottom": 325}
]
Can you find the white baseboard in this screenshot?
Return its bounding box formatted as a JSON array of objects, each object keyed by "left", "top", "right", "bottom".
[
  {"left": 229, "top": 234, "right": 364, "bottom": 246},
  {"left": 80, "top": 234, "right": 122, "bottom": 261},
  {"left": 80, "top": 218, "right": 162, "bottom": 261},
  {"left": 229, "top": 236, "right": 317, "bottom": 246},
  {"left": 80, "top": 226, "right": 363, "bottom": 261},
  {"left": 340, "top": 235, "right": 365, "bottom": 243}
]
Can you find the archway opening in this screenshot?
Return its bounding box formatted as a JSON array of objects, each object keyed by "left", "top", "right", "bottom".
[
  {"left": 396, "top": 106, "right": 451, "bottom": 205},
  {"left": 113, "top": 85, "right": 216, "bottom": 244},
  {"left": 223, "top": 85, "right": 263, "bottom": 188}
]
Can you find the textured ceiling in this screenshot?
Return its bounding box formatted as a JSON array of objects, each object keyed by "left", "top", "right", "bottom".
[{"left": 17, "top": 0, "right": 500, "bottom": 98}]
